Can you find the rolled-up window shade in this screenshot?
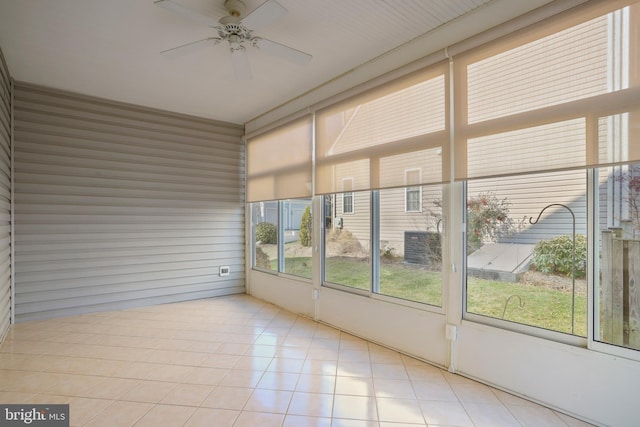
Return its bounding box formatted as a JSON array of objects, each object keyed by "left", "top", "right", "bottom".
[
  {"left": 455, "top": 0, "right": 640, "bottom": 181},
  {"left": 246, "top": 115, "right": 312, "bottom": 202},
  {"left": 316, "top": 63, "right": 448, "bottom": 194}
]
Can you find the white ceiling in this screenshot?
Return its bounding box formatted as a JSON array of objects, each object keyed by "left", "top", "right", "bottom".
[{"left": 0, "top": 0, "right": 555, "bottom": 125}]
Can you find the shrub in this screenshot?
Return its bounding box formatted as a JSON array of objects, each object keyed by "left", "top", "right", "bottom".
[
  {"left": 255, "top": 246, "right": 272, "bottom": 269},
  {"left": 380, "top": 242, "right": 396, "bottom": 262},
  {"left": 467, "top": 192, "right": 514, "bottom": 252},
  {"left": 532, "top": 234, "right": 587, "bottom": 278},
  {"left": 326, "top": 228, "right": 363, "bottom": 256},
  {"left": 256, "top": 222, "right": 277, "bottom": 244},
  {"left": 300, "top": 206, "right": 312, "bottom": 247}
]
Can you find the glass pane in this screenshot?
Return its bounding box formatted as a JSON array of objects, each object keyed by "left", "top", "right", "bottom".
[
  {"left": 596, "top": 164, "right": 640, "bottom": 351},
  {"left": 324, "top": 192, "right": 371, "bottom": 290},
  {"left": 252, "top": 201, "right": 278, "bottom": 271},
  {"left": 406, "top": 188, "right": 420, "bottom": 212},
  {"left": 378, "top": 185, "right": 443, "bottom": 306},
  {"left": 282, "top": 199, "right": 313, "bottom": 279},
  {"left": 466, "top": 171, "right": 587, "bottom": 336}
]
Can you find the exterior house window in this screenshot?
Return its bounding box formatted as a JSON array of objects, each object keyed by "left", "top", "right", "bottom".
[
  {"left": 342, "top": 178, "right": 354, "bottom": 214},
  {"left": 405, "top": 169, "right": 422, "bottom": 212}
]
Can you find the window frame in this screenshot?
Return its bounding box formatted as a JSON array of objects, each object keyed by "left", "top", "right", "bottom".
[
  {"left": 250, "top": 199, "right": 314, "bottom": 282},
  {"left": 462, "top": 174, "right": 589, "bottom": 346},
  {"left": 321, "top": 188, "right": 445, "bottom": 313},
  {"left": 405, "top": 168, "right": 423, "bottom": 213},
  {"left": 589, "top": 167, "right": 640, "bottom": 361},
  {"left": 341, "top": 178, "right": 355, "bottom": 215},
  {"left": 250, "top": 201, "right": 279, "bottom": 275}
]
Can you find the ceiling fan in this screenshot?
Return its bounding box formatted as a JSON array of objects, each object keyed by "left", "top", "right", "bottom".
[{"left": 155, "top": 0, "right": 312, "bottom": 80}]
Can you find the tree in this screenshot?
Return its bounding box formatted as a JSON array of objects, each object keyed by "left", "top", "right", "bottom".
[
  {"left": 300, "top": 206, "right": 312, "bottom": 247},
  {"left": 614, "top": 171, "right": 640, "bottom": 238}
]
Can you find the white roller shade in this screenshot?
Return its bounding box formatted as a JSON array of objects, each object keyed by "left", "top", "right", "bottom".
[
  {"left": 246, "top": 115, "right": 313, "bottom": 202},
  {"left": 455, "top": 0, "right": 640, "bottom": 180},
  {"left": 315, "top": 63, "right": 448, "bottom": 194}
]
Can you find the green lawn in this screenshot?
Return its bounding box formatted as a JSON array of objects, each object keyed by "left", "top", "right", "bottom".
[
  {"left": 272, "top": 255, "right": 586, "bottom": 336},
  {"left": 467, "top": 277, "right": 587, "bottom": 336}
]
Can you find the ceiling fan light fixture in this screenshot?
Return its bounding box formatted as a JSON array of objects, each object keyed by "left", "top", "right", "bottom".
[
  {"left": 230, "top": 45, "right": 252, "bottom": 80},
  {"left": 228, "top": 38, "right": 243, "bottom": 51}
]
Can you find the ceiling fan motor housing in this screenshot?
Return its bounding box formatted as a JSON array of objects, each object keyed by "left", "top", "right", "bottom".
[
  {"left": 224, "top": 0, "right": 246, "bottom": 17},
  {"left": 219, "top": 0, "right": 252, "bottom": 41},
  {"left": 217, "top": 22, "right": 252, "bottom": 41}
]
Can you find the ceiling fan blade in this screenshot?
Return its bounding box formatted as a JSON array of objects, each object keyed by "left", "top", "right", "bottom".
[
  {"left": 230, "top": 47, "right": 252, "bottom": 80},
  {"left": 154, "top": 0, "right": 219, "bottom": 27},
  {"left": 253, "top": 38, "right": 312, "bottom": 65},
  {"left": 160, "top": 38, "right": 221, "bottom": 59},
  {"left": 241, "top": 0, "right": 287, "bottom": 31}
]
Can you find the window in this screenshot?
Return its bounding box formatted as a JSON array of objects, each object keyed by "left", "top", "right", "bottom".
[
  {"left": 316, "top": 63, "right": 447, "bottom": 301},
  {"left": 405, "top": 169, "right": 422, "bottom": 212},
  {"left": 594, "top": 153, "right": 640, "bottom": 351},
  {"left": 342, "top": 178, "right": 354, "bottom": 214},
  {"left": 251, "top": 199, "right": 312, "bottom": 279},
  {"left": 405, "top": 188, "right": 421, "bottom": 212},
  {"left": 378, "top": 185, "right": 443, "bottom": 306},
  {"left": 456, "top": 2, "right": 640, "bottom": 342},
  {"left": 465, "top": 171, "right": 588, "bottom": 336},
  {"left": 247, "top": 116, "right": 313, "bottom": 277},
  {"left": 342, "top": 193, "right": 354, "bottom": 214},
  {"left": 282, "top": 199, "right": 313, "bottom": 279},
  {"left": 324, "top": 191, "right": 371, "bottom": 291},
  {"left": 251, "top": 201, "right": 278, "bottom": 272}
]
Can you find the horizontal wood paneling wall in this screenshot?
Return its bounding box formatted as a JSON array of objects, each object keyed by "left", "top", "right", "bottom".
[
  {"left": 0, "top": 48, "right": 11, "bottom": 341},
  {"left": 13, "top": 82, "right": 245, "bottom": 322}
]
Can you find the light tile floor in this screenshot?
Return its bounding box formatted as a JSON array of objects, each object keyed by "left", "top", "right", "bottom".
[{"left": 0, "top": 295, "right": 595, "bottom": 427}]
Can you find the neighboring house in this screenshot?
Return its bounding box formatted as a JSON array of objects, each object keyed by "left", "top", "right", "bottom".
[
  {"left": 253, "top": 199, "right": 310, "bottom": 232},
  {"left": 323, "top": 10, "right": 634, "bottom": 258}
]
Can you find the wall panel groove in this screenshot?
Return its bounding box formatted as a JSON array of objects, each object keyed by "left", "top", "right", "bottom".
[
  {"left": 0, "top": 46, "right": 10, "bottom": 342},
  {"left": 13, "top": 81, "right": 245, "bottom": 321}
]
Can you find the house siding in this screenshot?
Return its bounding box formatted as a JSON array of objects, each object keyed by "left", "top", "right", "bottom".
[
  {"left": 335, "top": 169, "right": 587, "bottom": 254},
  {"left": 467, "top": 169, "right": 588, "bottom": 244},
  {"left": 13, "top": 82, "right": 245, "bottom": 322},
  {"left": 379, "top": 185, "right": 442, "bottom": 256},
  {"left": 0, "top": 47, "right": 11, "bottom": 342}
]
